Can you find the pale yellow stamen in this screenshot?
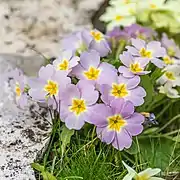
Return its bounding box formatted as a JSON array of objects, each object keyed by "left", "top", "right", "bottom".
[
  {"left": 84, "top": 66, "right": 101, "bottom": 80},
  {"left": 108, "top": 114, "right": 127, "bottom": 132},
  {"left": 15, "top": 83, "right": 21, "bottom": 97},
  {"left": 69, "top": 98, "right": 86, "bottom": 116},
  {"left": 135, "top": 173, "right": 150, "bottom": 180},
  {"left": 130, "top": 63, "right": 143, "bottom": 73},
  {"left": 163, "top": 56, "right": 174, "bottom": 65},
  {"left": 150, "top": 3, "right": 157, "bottom": 9},
  {"left": 165, "top": 72, "right": 176, "bottom": 80},
  {"left": 91, "top": 31, "right": 103, "bottom": 41},
  {"left": 124, "top": 0, "right": 130, "bottom": 4},
  {"left": 167, "top": 47, "right": 175, "bottom": 57},
  {"left": 44, "top": 80, "right": 59, "bottom": 96},
  {"left": 139, "top": 48, "right": 152, "bottom": 58},
  {"left": 58, "top": 59, "right": 69, "bottom": 70},
  {"left": 111, "top": 83, "right": 129, "bottom": 98},
  {"left": 115, "top": 15, "right": 124, "bottom": 21}
]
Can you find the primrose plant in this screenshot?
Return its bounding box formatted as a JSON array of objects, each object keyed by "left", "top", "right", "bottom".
[{"left": 9, "top": 27, "right": 180, "bottom": 152}]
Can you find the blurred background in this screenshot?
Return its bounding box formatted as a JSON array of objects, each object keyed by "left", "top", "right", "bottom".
[{"left": 0, "top": 0, "right": 104, "bottom": 57}]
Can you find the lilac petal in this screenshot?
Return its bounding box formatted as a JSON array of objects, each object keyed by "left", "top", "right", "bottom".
[
  {"left": 89, "top": 40, "right": 110, "bottom": 57},
  {"left": 112, "top": 129, "right": 132, "bottom": 150},
  {"left": 100, "top": 84, "right": 114, "bottom": 105},
  {"left": 80, "top": 50, "right": 100, "bottom": 69},
  {"left": 151, "top": 58, "right": 165, "bottom": 68},
  {"left": 126, "top": 96, "right": 144, "bottom": 106},
  {"left": 131, "top": 86, "right": 146, "bottom": 97},
  {"left": 28, "top": 78, "right": 45, "bottom": 89},
  {"left": 96, "top": 127, "right": 115, "bottom": 144},
  {"left": 125, "top": 124, "right": 143, "bottom": 136},
  {"left": 29, "top": 88, "right": 47, "bottom": 102},
  {"left": 126, "top": 113, "right": 144, "bottom": 124},
  {"left": 136, "top": 57, "right": 150, "bottom": 67},
  {"left": 77, "top": 80, "right": 99, "bottom": 105},
  {"left": 61, "top": 33, "right": 80, "bottom": 52},
  {"left": 120, "top": 52, "right": 134, "bottom": 67},
  {"left": 62, "top": 50, "right": 73, "bottom": 60},
  {"left": 81, "top": 29, "right": 93, "bottom": 46},
  {"left": 126, "top": 46, "right": 139, "bottom": 56},
  {"left": 147, "top": 41, "right": 166, "bottom": 57},
  {"left": 38, "top": 64, "right": 54, "bottom": 81},
  {"left": 60, "top": 104, "right": 70, "bottom": 121},
  {"left": 71, "top": 64, "right": 85, "bottom": 80},
  {"left": 131, "top": 38, "right": 146, "bottom": 50},
  {"left": 17, "top": 94, "right": 28, "bottom": 108},
  {"left": 61, "top": 84, "right": 80, "bottom": 105},
  {"left": 69, "top": 56, "right": 80, "bottom": 69},
  {"left": 111, "top": 99, "right": 135, "bottom": 118},
  {"left": 98, "top": 62, "right": 117, "bottom": 85},
  {"left": 118, "top": 66, "right": 134, "bottom": 78},
  {"left": 52, "top": 71, "right": 71, "bottom": 98},
  {"left": 89, "top": 104, "right": 112, "bottom": 127},
  {"left": 117, "top": 75, "right": 140, "bottom": 89},
  {"left": 65, "top": 113, "right": 85, "bottom": 130}
]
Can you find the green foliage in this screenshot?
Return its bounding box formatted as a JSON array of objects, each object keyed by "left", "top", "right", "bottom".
[
  {"left": 137, "top": 75, "right": 154, "bottom": 112},
  {"left": 60, "top": 125, "right": 74, "bottom": 156},
  {"left": 31, "top": 163, "right": 57, "bottom": 180}
]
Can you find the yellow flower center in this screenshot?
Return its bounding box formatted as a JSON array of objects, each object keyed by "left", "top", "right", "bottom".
[
  {"left": 44, "top": 80, "right": 59, "bottom": 96},
  {"left": 130, "top": 63, "right": 143, "bottom": 73},
  {"left": 163, "top": 56, "right": 174, "bottom": 65},
  {"left": 165, "top": 72, "right": 176, "bottom": 80},
  {"left": 124, "top": 0, "right": 130, "bottom": 4},
  {"left": 115, "top": 15, "right": 124, "bottom": 21},
  {"left": 111, "top": 83, "right": 129, "bottom": 98},
  {"left": 139, "top": 48, "right": 152, "bottom": 58},
  {"left": 58, "top": 59, "right": 69, "bottom": 70},
  {"left": 135, "top": 173, "right": 149, "bottom": 180},
  {"left": 150, "top": 3, "right": 157, "bottom": 9},
  {"left": 84, "top": 66, "right": 101, "bottom": 80},
  {"left": 108, "top": 114, "right": 127, "bottom": 132},
  {"left": 69, "top": 98, "right": 87, "bottom": 116},
  {"left": 167, "top": 47, "right": 175, "bottom": 57},
  {"left": 91, "top": 31, "right": 103, "bottom": 41},
  {"left": 15, "top": 84, "right": 21, "bottom": 97}
]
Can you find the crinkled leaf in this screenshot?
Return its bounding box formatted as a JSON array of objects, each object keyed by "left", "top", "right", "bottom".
[
  {"left": 31, "top": 163, "right": 44, "bottom": 172},
  {"left": 143, "top": 127, "right": 159, "bottom": 135},
  {"left": 125, "top": 141, "right": 138, "bottom": 155},
  {"left": 137, "top": 75, "right": 154, "bottom": 111},
  {"left": 60, "top": 125, "right": 74, "bottom": 154},
  {"left": 42, "top": 171, "right": 57, "bottom": 180},
  {"left": 172, "top": 135, "right": 180, "bottom": 143}
]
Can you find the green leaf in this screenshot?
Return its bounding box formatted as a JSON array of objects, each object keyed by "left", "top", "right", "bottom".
[
  {"left": 142, "top": 127, "right": 159, "bottom": 135},
  {"left": 139, "top": 138, "right": 175, "bottom": 170},
  {"left": 42, "top": 171, "right": 57, "bottom": 180},
  {"left": 125, "top": 141, "right": 138, "bottom": 155},
  {"left": 31, "top": 163, "right": 44, "bottom": 172},
  {"left": 60, "top": 125, "right": 74, "bottom": 154},
  {"left": 172, "top": 135, "right": 180, "bottom": 143},
  {"left": 151, "top": 68, "right": 164, "bottom": 82},
  {"left": 137, "top": 75, "right": 154, "bottom": 111}
]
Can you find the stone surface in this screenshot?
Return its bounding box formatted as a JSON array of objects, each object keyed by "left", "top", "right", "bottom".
[
  {"left": 0, "top": 0, "right": 103, "bottom": 179},
  {"left": 0, "top": 0, "right": 103, "bottom": 57}
]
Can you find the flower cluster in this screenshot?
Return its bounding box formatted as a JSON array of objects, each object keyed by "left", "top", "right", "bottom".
[
  {"left": 157, "top": 34, "right": 180, "bottom": 98},
  {"left": 9, "top": 68, "right": 28, "bottom": 109},
  {"left": 100, "top": 0, "right": 180, "bottom": 33},
  {"left": 10, "top": 29, "right": 151, "bottom": 151},
  {"left": 107, "top": 24, "right": 156, "bottom": 42},
  {"left": 9, "top": 27, "right": 180, "bottom": 152}
]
